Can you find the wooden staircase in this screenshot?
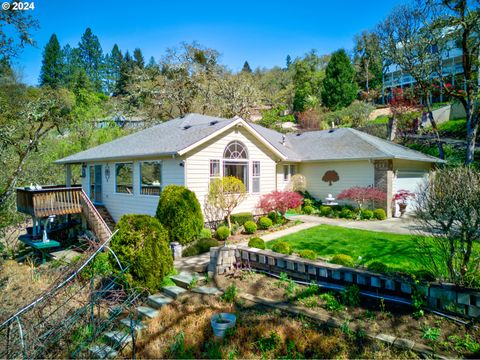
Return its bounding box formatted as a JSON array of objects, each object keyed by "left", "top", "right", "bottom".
[
  {"left": 94, "top": 205, "right": 116, "bottom": 232},
  {"left": 79, "top": 191, "right": 113, "bottom": 243}
]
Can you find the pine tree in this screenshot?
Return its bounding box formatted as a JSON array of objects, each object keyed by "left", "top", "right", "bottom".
[
  {"left": 133, "top": 48, "right": 144, "bottom": 68},
  {"left": 78, "top": 27, "right": 104, "bottom": 92},
  {"left": 286, "top": 55, "right": 292, "bottom": 70},
  {"left": 115, "top": 51, "right": 134, "bottom": 96},
  {"left": 105, "top": 44, "right": 123, "bottom": 94},
  {"left": 61, "top": 44, "right": 82, "bottom": 88},
  {"left": 241, "top": 60, "right": 252, "bottom": 73},
  {"left": 321, "top": 49, "right": 358, "bottom": 111},
  {"left": 39, "top": 34, "right": 64, "bottom": 88},
  {"left": 146, "top": 56, "right": 156, "bottom": 68}
]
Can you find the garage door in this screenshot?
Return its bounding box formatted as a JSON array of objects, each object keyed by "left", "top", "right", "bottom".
[{"left": 395, "top": 171, "right": 428, "bottom": 214}]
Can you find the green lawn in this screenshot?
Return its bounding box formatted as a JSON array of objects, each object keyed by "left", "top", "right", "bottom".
[{"left": 266, "top": 224, "right": 423, "bottom": 273}]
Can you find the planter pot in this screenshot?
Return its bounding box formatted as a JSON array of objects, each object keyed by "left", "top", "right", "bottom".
[
  {"left": 398, "top": 203, "right": 407, "bottom": 217},
  {"left": 210, "top": 312, "right": 236, "bottom": 338}
]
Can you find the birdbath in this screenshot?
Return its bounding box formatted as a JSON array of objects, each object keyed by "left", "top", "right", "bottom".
[{"left": 325, "top": 194, "right": 338, "bottom": 206}]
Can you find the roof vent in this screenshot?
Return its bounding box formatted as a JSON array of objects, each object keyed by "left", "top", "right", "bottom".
[
  {"left": 183, "top": 125, "right": 191, "bottom": 130},
  {"left": 281, "top": 135, "right": 286, "bottom": 146},
  {"left": 209, "top": 120, "right": 219, "bottom": 126},
  {"left": 296, "top": 133, "right": 301, "bottom": 137}
]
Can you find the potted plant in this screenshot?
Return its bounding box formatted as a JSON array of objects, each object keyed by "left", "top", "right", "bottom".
[
  {"left": 210, "top": 312, "right": 236, "bottom": 338},
  {"left": 393, "top": 190, "right": 415, "bottom": 217}
]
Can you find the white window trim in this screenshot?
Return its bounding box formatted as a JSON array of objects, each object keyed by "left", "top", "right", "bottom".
[
  {"left": 114, "top": 162, "right": 134, "bottom": 195},
  {"left": 252, "top": 161, "right": 261, "bottom": 193},
  {"left": 139, "top": 160, "right": 162, "bottom": 197},
  {"left": 209, "top": 159, "right": 221, "bottom": 180}
]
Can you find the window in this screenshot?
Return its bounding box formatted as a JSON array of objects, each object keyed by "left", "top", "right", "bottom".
[
  {"left": 283, "top": 165, "right": 289, "bottom": 181},
  {"left": 210, "top": 160, "right": 220, "bottom": 178},
  {"left": 140, "top": 161, "right": 161, "bottom": 195},
  {"left": 283, "top": 164, "right": 297, "bottom": 182},
  {"left": 224, "top": 141, "right": 248, "bottom": 159},
  {"left": 223, "top": 141, "right": 249, "bottom": 189},
  {"left": 115, "top": 163, "right": 133, "bottom": 194},
  {"left": 252, "top": 161, "right": 260, "bottom": 193},
  {"left": 290, "top": 165, "right": 297, "bottom": 176}
]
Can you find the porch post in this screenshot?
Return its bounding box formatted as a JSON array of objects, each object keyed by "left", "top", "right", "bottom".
[
  {"left": 373, "top": 160, "right": 394, "bottom": 218},
  {"left": 65, "top": 164, "right": 72, "bottom": 187}
]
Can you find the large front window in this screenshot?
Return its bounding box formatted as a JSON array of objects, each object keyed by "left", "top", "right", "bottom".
[
  {"left": 115, "top": 163, "right": 133, "bottom": 194},
  {"left": 140, "top": 161, "right": 162, "bottom": 195},
  {"left": 223, "top": 141, "right": 249, "bottom": 188}
]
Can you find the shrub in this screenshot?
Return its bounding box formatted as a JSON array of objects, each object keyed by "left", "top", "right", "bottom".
[
  {"left": 320, "top": 206, "right": 333, "bottom": 217},
  {"left": 337, "top": 186, "right": 387, "bottom": 209},
  {"left": 268, "top": 211, "right": 284, "bottom": 225},
  {"left": 199, "top": 228, "right": 212, "bottom": 239},
  {"left": 330, "top": 254, "right": 354, "bottom": 267},
  {"left": 230, "top": 212, "right": 254, "bottom": 226},
  {"left": 360, "top": 209, "right": 374, "bottom": 220},
  {"left": 373, "top": 208, "right": 386, "bottom": 220},
  {"left": 298, "top": 249, "right": 317, "bottom": 260},
  {"left": 215, "top": 225, "right": 230, "bottom": 240},
  {"left": 341, "top": 285, "right": 360, "bottom": 306},
  {"left": 257, "top": 216, "right": 273, "bottom": 230},
  {"left": 303, "top": 198, "right": 314, "bottom": 207},
  {"left": 182, "top": 238, "right": 219, "bottom": 257},
  {"left": 155, "top": 185, "right": 204, "bottom": 245},
  {"left": 339, "top": 207, "right": 354, "bottom": 219},
  {"left": 271, "top": 241, "right": 292, "bottom": 255},
  {"left": 258, "top": 191, "right": 303, "bottom": 215},
  {"left": 319, "top": 292, "right": 343, "bottom": 311},
  {"left": 367, "top": 261, "right": 391, "bottom": 274},
  {"left": 302, "top": 205, "right": 314, "bottom": 215},
  {"left": 221, "top": 283, "right": 238, "bottom": 303},
  {"left": 111, "top": 215, "right": 173, "bottom": 292},
  {"left": 248, "top": 237, "right": 265, "bottom": 250},
  {"left": 244, "top": 221, "right": 257, "bottom": 234}
]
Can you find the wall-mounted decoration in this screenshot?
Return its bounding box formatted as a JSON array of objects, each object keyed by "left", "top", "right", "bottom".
[
  {"left": 105, "top": 164, "right": 111, "bottom": 182},
  {"left": 322, "top": 170, "right": 339, "bottom": 186}
]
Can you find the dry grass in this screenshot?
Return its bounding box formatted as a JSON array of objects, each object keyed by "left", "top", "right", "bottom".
[{"left": 124, "top": 292, "right": 418, "bottom": 359}]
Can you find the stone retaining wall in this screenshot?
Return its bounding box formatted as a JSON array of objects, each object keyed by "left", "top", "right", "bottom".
[{"left": 219, "top": 245, "right": 480, "bottom": 319}]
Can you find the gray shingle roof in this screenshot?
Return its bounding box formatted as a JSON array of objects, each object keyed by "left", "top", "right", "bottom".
[{"left": 56, "top": 113, "right": 443, "bottom": 164}]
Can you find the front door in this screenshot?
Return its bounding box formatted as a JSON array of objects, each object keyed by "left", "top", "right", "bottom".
[{"left": 89, "top": 165, "right": 103, "bottom": 204}]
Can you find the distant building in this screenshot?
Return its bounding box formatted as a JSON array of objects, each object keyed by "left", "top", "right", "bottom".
[{"left": 94, "top": 113, "right": 146, "bottom": 129}]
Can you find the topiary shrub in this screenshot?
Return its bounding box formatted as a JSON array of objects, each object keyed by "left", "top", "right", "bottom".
[
  {"left": 373, "top": 208, "right": 386, "bottom": 220},
  {"left": 339, "top": 207, "right": 354, "bottom": 219},
  {"left": 248, "top": 237, "right": 265, "bottom": 250},
  {"left": 243, "top": 221, "right": 257, "bottom": 234},
  {"left": 302, "top": 205, "right": 314, "bottom": 215},
  {"left": 268, "top": 211, "right": 284, "bottom": 225},
  {"left": 298, "top": 249, "right": 317, "bottom": 260},
  {"left": 360, "top": 209, "right": 374, "bottom": 220},
  {"left": 155, "top": 185, "right": 204, "bottom": 245},
  {"left": 320, "top": 206, "right": 333, "bottom": 217},
  {"left": 182, "top": 238, "right": 219, "bottom": 257},
  {"left": 215, "top": 225, "right": 230, "bottom": 240},
  {"left": 199, "top": 228, "right": 212, "bottom": 239},
  {"left": 271, "top": 241, "right": 292, "bottom": 255},
  {"left": 330, "top": 254, "right": 354, "bottom": 267},
  {"left": 257, "top": 216, "right": 273, "bottom": 230},
  {"left": 111, "top": 214, "right": 173, "bottom": 292},
  {"left": 230, "top": 212, "right": 254, "bottom": 226}
]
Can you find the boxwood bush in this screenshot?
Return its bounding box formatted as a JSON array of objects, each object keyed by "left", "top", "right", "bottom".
[
  {"left": 257, "top": 216, "right": 273, "bottom": 230},
  {"left": 271, "top": 241, "right": 292, "bottom": 255},
  {"left": 111, "top": 214, "right": 173, "bottom": 292},
  {"left": 155, "top": 185, "right": 204, "bottom": 245},
  {"left": 182, "top": 238, "right": 219, "bottom": 257},
  {"left": 268, "top": 211, "right": 284, "bottom": 225},
  {"left": 330, "top": 254, "right": 354, "bottom": 267},
  {"left": 373, "top": 208, "right": 386, "bottom": 220},
  {"left": 298, "top": 249, "right": 317, "bottom": 260},
  {"left": 339, "top": 208, "right": 354, "bottom": 219},
  {"left": 215, "top": 225, "right": 230, "bottom": 240},
  {"left": 302, "top": 205, "right": 314, "bottom": 215},
  {"left": 320, "top": 206, "right": 333, "bottom": 217},
  {"left": 230, "top": 212, "right": 254, "bottom": 226},
  {"left": 199, "top": 228, "right": 212, "bottom": 238},
  {"left": 244, "top": 221, "right": 257, "bottom": 234},
  {"left": 360, "top": 209, "right": 374, "bottom": 220},
  {"left": 248, "top": 237, "right": 265, "bottom": 250}
]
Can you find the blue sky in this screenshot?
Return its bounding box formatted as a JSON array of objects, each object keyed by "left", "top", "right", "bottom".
[{"left": 14, "top": 0, "right": 402, "bottom": 85}]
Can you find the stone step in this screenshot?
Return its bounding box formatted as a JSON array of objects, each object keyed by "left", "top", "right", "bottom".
[
  {"left": 88, "top": 344, "right": 118, "bottom": 359},
  {"left": 147, "top": 293, "right": 174, "bottom": 309},
  {"left": 162, "top": 285, "right": 187, "bottom": 299},
  {"left": 119, "top": 317, "right": 147, "bottom": 332},
  {"left": 191, "top": 286, "right": 221, "bottom": 296},
  {"left": 104, "top": 330, "right": 132, "bottom": 348},
  {"left": 136, "top": 305, "right": 159, "bottom": 319},
  {"left": 170, "top": 272, "right": 206, "bottom": 289}
]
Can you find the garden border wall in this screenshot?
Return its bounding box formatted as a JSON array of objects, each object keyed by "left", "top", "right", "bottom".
[{"left": 221, "top": 246, "right": 480, "bottom": 319}]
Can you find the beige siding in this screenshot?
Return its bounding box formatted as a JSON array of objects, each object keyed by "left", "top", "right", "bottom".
[
  {"left": 185, "top": 127, "right": 280, "bottom": 218},
  {"left": 300, "top": 160, "right": 375, "bottom": 202},
  {"left": 392, "top": 159, "right": 432, "bottom": 194},
  {"left": 83, "top": 158, "right": 184, "bottom": 222}
]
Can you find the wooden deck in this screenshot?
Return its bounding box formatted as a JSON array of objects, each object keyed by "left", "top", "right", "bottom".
[{"left": 17, "top": 185, "right": 83, "bottom": 217}]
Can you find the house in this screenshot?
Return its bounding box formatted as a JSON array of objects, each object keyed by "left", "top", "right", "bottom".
[{"left": 55, "top": 113, "right": 443, "bottom": 222}]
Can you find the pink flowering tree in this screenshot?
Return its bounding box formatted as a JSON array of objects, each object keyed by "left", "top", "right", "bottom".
[
  {"left": 336, "top": 186, "right": 386, "bottom": 210},
  {"left": 258, "top": 191, "right": 303, "bottom": 216}
]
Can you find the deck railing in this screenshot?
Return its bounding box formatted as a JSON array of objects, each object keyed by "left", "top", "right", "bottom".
[{"left": 16, "top": 185, "right": 83, "bottom": 217}]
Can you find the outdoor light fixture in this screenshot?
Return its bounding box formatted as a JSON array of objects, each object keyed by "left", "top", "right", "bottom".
[
  {"left": 105, "top": 164, "right": 111, "bottom": 182},
  {"left": 81, "top": 164, "right": 87, "bottom": 178}
]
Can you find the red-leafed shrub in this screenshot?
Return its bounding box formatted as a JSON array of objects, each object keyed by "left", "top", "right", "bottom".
[
  {"left": 258, "top": 191, "right": 304, "bottom": 215},
  {"left": 393, "top": 189, "right": 415, "bottom": 204},
  {"left": 337, "top": 186, "right": 386, "bottom": 209}
]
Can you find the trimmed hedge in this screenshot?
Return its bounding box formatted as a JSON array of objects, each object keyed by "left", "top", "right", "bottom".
[
  {"left": 373, "top": 208, "right": 386, "bottom": 220},
  {"left": 199, "top": 228, "right": 212, "bottom": 239},
  {"left": 302, "top": 205, "right": 314, "bottom": 215},
  {"left": 248, "top": 237, "right": 265, "bottom": 250},
  {"left": 257, "top": 217, "right": 273, "bottom": 230},
  {"left": 360, "top": 209, "right": 374, "bottom": 220},
  {"left": 330, "top": 254, "right": 354, "bottom": 267},
  {"left": 339, "top": 208, "right": 354, "bottom": 219},
  {"left": 215, "top": 225, "right": 230, "bottom": 240},
  {"left": 155, "top": 185, "right": 204, "bottom": 245},
  {"left": 230, "top": 212, "right": 254, "bottom": 226},
  {"left": 320, "top": 206, "right": 333, "bottom": 217},
  {"left": 244, "top": 221, "right": 257, "bottom": 234},
  {"left": 298, "top": 249, "right": 317, "bottom": 260},
  {"left": 271, "top": 241, "right": 292, "bottom": 255},
  {"left": 182, "top": 238, "right": 219, "bottom": 257},
  {"left": 111, "top": 214, "right": 173, "bottom": 292}
]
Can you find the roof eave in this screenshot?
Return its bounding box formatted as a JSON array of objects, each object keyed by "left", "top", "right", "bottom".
[{"left": 55, "top": 151, "right": 179, "bottom": 165}]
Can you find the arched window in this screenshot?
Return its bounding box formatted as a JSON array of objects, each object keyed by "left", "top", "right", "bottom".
[{"left": 223, "top": 141, "right": 248, "bottom": 159}]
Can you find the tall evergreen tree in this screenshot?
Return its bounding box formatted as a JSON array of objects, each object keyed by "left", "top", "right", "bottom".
[
  {"left": 133, "top": 48, "right": 145, "bottom": 68},
  {"left": 61, "top": 44, "right": 82, "bottom": 88},
  {"left": 39, "top": 34, "right": 63, "bottom": 88},
  {"left": 321, "top": 49, "right": 358, "bottom": 111},
  {"left": 241, "top": 60, "right": 252, "bottom": 73},
  {"left": 105, "top": 44, "right": 123, "bottom": 94},
  {"left": 286, "top": 55, "right": 292, "bottom": 70},
  {"left": 78, "top": 27, "right": 104, "bottom": 92},
  {"left": 116, "top": 51, "right": 134, "bottom": 96}
]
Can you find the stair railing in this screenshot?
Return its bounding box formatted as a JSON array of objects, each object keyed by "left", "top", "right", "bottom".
[{"left": 79, "top": 190, "right": 112, "bottom": 241}]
